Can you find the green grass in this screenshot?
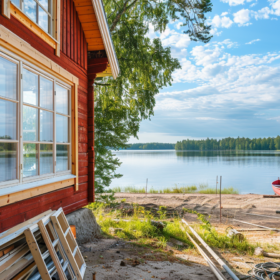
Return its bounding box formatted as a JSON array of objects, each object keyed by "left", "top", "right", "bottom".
[
  {"left": 113, "top": 184, "right": 239, "bottom": 194},
  {"left": 112, "top": 186, "right": 146, "bottom": 193},
  {"left": 88, "top": 202, "right": 193, "bottom": 249},
  {"left": 198, "top": 187, "right": 239, "bottom": 194},
  {"left": 88, "top": 202, "right": 257, "bottom": 255}
]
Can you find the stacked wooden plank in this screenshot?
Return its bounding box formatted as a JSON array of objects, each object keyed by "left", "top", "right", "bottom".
[{"left": 0, "top": 208, "right": 86, "bottom": 280}]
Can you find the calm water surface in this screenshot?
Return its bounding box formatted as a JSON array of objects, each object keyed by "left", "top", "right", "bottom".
[{"left": 110, "top": 150, "right": 280, "bottom": 194}]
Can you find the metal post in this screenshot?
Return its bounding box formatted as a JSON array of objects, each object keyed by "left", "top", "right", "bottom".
[
  {"left": 220, "top": 176, "right": 222, "bottom": 223},
  {"left": 216, "top": 176, "right": 218, "bottom": 196}
]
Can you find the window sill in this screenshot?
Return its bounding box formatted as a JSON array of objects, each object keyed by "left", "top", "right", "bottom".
[{"left": 0, "top": 174, "right": 76, "bottom": 207}]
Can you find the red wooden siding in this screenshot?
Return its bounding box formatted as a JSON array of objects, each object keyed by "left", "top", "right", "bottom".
[
  {"left": 60, "top": 0, "right": 87, "bottom": 69},
  {"left": 0, "top": 0, "right": 96, "bottom": 233},
  {"left": 0, "top": 184, "right": 88, "bottom": 232}
]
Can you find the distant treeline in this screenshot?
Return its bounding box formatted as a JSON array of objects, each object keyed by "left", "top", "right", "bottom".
[
  {"left": 175, "top": 137, "right": 280, "bottom": 151},
  {"left": 126, "top": 143, "right": 175, "bottom": 150}
]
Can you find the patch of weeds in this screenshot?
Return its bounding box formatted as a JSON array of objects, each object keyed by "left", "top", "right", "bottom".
[
  {"left": 157, "top": 206, "right": 167, "bottom": 220},
  {"left": 183, "top": 208, "right": 255, "bottom": 254},
  {"left": 198, "top": 187, "right": 239, "bottom": 194}
]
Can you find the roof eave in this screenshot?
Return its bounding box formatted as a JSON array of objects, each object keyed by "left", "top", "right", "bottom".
[{"left": 91, "top": 0, "right": 120, "bottom": 79}]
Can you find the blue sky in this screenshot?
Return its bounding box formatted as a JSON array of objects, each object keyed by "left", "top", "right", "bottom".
[{"left": 129, "top": 0, "right": 280, "bottom": 143}]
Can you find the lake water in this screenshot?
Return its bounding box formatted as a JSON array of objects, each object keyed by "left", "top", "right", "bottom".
[{"left": 110, "top": 150, "right": 280, "bottom": 194}]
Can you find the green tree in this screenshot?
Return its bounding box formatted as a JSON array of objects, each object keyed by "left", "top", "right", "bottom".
[{"left": 94, "top": 0, "right": 213, "bottom": 195}]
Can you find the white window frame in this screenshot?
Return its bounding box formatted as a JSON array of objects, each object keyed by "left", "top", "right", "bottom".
[
  {"left": 11, "top": 0, "right": 54, "bottom": 37},
  {"left": 0, "top": 50, "right": 72, "bottom": 189}
]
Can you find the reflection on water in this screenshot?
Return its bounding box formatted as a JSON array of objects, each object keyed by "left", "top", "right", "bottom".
[
  {"left": 110, "top": 150, "right": 280, "bottom": 194},
  {"left": 0, "top": 155, "right": 68, "bottom": 182}
]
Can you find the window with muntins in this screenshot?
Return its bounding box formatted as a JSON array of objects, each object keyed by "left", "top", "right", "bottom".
[
  {"left": 0, "top": 52, "right": 71, "bottom": 186},
  {"left": 11, "top": 0, "right": 53, "bottom": 36}
]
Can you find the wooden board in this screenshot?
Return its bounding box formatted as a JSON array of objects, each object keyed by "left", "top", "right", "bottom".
[
  {"left": 0, "top": 256, "right": 34, "bottom": 280},
  {"left": 38, "top": 220, "right": 67, "bottom": 280},
  {"left": 24, "top": 229, "right": 51, "bottom": 280},
  {"left": 0, "top": 245, "right": 29, "bottom": 274},
  {"left": 0, "top": 210, "right": 53, "bottom": 246},
  {"left": 0, "top": 178, "right": 75, "bottom": 207},
  {"left": 11, "top": 262, "right": 36, "bottom": 280}
]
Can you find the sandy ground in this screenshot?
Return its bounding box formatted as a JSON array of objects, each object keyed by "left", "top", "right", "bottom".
[
  {"left": 82, "top": 193, "right": 280, "bottom": 279},
  {"left": 81, "top": 239, "right": 217, "bottom": 280}
]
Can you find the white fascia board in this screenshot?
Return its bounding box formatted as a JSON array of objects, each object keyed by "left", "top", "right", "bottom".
[{"left": 91, "top": 0, "right": 120, "bottom": 79}]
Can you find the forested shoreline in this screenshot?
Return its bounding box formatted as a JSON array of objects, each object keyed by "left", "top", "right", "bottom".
[
  {"left": 125, "top": 143, "right": 175, "bottom": 150},
  {"left": 175, "top": 137, "right": 280, "bottom": 151}
]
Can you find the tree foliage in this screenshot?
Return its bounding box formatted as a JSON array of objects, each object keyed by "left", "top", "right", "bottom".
[
  {"left": 94, "top": 0, "right": 213, "bottom": 194},
  {"left": 175, "top": 136, "right": 280, "bottom": 151},
  {"left": 126, "top": 143, "right": 175, "bottom": 150}
]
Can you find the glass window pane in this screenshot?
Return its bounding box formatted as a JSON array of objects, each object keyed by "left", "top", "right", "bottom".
[
  {"left": 23, "top": 0, "right": 37, "bottom": 23},
  {"left": 23, "top": 143, "right": 38, "bottom": 177},
  {"left": 38, "top": 0, "right": 49, "bottom": 12},
  {"left": 56, "top": 145, "right": 69, "bottom": 172},
  {"left": 39, "top": 6, "right": 48, "bottom": 33},
  {"left": 23, "top": 106, "right": 38, "bottom": 141},
  {"left": 23, "top": 69, "right": 38, "bottom": 106},
  {"left": 56, "top": 114, "right": 68, "bottom": 143},
  {"left": 40, "top": 110, "right": 53, "bottom": 142},
  {"left": 40, "top": 77, "right": 53, "bottom": 110},
  {"left": 0, "top": 56, "right": 17, "bottom": 100},
  {"left": 11, "top": 0, "right": 20, "bottom": 8},
  {"left": 56, "top": 85, "right": 68, "bottom": 115},
  {"left": 0, "top": 143, "right": 17, "bottom": 182},
  {"left": 40, "top": 144, "right": 53, "bottom": 175},
  {"left": 0, "top": 100, "right": 17, "bottom": 140}
]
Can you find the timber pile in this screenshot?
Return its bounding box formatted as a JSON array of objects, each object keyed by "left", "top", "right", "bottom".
[{"left": 0, "top": 208, "right": 86, "bottom": 280}]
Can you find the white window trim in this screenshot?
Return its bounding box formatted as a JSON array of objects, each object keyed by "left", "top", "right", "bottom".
[
  {"left": 0, "top": 49, "right": 73, "bottom": 189},
  {"left": 2, "top": 0, "right": 61, "bottom": 56}
]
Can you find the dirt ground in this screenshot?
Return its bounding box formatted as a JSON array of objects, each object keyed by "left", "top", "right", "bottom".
[
  {"left": 82, "top": 193, "right": 280, "bottom": 279},
  {"left": 81, "top": 239, "right": 217, "bottom": 280}
]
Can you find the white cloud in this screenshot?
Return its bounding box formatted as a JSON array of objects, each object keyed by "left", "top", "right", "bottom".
[
  {"left": 233, "top": 9, "right": 251, "bottom": 26},
  {"left": 212, "top": 15, "right": 233, "bottom": 28},
  {"left": 270, "top": 0, "right": 280, "bottom": 16},
  {"left": 176, "top": 22, "right": 183, "bottom": 30},
  {"left": 155, "top": 40, "right": 280, "bottom": 115},
  {"left": 221, "top": 0, "right": 254, "bottom": 6},
  {"left": 254, "top": 7, "right": 271, "bottom": 19},
  {"left": 160, "top": 27, "right": 191, "bottom": 49},
  {"left": 245, "top": 39, "right": 260, "bottom": 44}
]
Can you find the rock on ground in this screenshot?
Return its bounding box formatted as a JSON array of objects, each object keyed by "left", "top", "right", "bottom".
[{"left": 66, "top": 208, "right": 102, "bottom": 244}]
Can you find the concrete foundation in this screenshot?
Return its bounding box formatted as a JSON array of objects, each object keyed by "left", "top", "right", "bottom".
[{"left": 66, "top": 208, "right": 102, "bottom": 244}]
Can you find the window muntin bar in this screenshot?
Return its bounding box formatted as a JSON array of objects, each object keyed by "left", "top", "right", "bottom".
[{"left": 0, "top": 51, "right": 72, "bottom": 187}]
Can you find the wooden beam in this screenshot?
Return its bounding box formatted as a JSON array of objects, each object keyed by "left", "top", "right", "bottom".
[
  {"left": 81, "top": 22, "right": 100, "bottom": 31},
  {"left": 55, "top": 0, "right": 61, "bottom": 57},
  {"left": 0, "top": 25, "right": 79, "bottom": 85},
  {"left": 0, "top": 178, "right": 75, "bottom": 207},
  {"left": 38, "top": 221, "right": 67, "bottom": 280},
  {"left": 84, "top": 30, "right": 102, "bottom": 38},
  {"left": 24, "top": 229, "right": 51, "bottom": 280},
  {"left": 10, "top": 3, "right": 57, "bottom": 49},
  {"left": 78, "top": 13, "right": 96, "bottom": 23},
  {"left": 88, "top": 44, "right": 105, "bottom": 51},
  {"left": 0, "top": 246, "right": 30, "bottom": 274},
  {"left": 87, "top": 38, "right": 104, "bottom": 45},
  {"left": 75, "top": 6, "right": 94, "bottom": 15},
  {"left": 72, "top": 84, "right": 79, "bottom": 191}
]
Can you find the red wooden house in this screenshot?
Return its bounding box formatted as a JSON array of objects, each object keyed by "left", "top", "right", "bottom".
[{"left": 0, "top": 0, "right": 119, "bottom": 233}]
